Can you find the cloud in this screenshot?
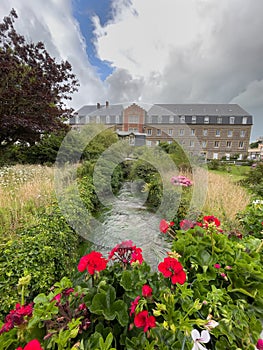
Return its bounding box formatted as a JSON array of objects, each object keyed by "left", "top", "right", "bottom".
[
  {"left": 93, "top": 0, "right": 263, "bottom": 138},
  {"left": 0, "top": 0, "right": 105, "bottom": 108}
]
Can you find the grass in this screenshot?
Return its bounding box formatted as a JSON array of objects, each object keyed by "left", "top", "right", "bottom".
[{"left": 0, "top": 164, "right": 55, "bottom": 238}]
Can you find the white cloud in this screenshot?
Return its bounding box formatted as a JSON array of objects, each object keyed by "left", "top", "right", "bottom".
[{"left": 0, "top": 0, "right": 105, "bottom": 108}]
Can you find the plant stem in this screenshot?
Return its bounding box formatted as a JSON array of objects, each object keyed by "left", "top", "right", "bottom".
[
  {"left": 181, "top": 336, "right": 186, "bottom": 350},
  {"left": 21, "top": 285, "right": 25, "bottom": 306},
  {"left": 256, "top": 239, "right": 263, "bottom": 253}
]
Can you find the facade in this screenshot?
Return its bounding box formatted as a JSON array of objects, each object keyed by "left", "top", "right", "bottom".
[{"left": 70, "top": 102, "right": 253, "bottom": 160}]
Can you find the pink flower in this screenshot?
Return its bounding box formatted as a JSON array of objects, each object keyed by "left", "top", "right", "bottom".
[
  {"left": 129, "top": 296, "right": 140, "bottom": 316},
  {"left": 142, "top": 285, "right": 152, "bottom": 297},
  {"left": 257, "top": 339, "right": 263, "bottom": 350},
  {"left": 134, "top": 310, "right": 156, "bottom": 332},
  {"left": 16, "top": 339, "right": 43, "bottom": 350},
  {"left": 214, "top": 264, "right": 221, "bottom": 269},
  {"left": 180, "top": 219, "right": 197, "bottom": 230}
]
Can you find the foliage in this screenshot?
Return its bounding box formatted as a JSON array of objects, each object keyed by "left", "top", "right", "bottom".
[
  {"left": 0, "top": 9, "right": 78, "bottom": 147},
  {"left": 236, "top": 201, "right": 263, "bottom": 238},
  {"left": 240, "top": 163, "right": 263, "bottom": 197},
  {"left": 0, "top": 204, "right": 80, "bottom": 317},
  {"left": 1, "top": 216, "right": 262, "bottom": 349}
]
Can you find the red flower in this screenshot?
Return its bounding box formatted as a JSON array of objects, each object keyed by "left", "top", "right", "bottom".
[
  {"left": 257, "top": 339, "right": 263, "bottom": 350},
  {"left": 16, "top": 339, "right": 43, "bottom": 350},
  {"left": 108, "top": 241, "right": 144, "bottom": 265},
  {"left": 0, "top": 303, "right": 33, "bottom": 334},
  {"left": 129, "top": 296, "right": 140, "bottom": 316},
  {"left": 78, "top": 251, "right": 107, "bottom": 274},
  {"left": 203, "top": 215, "right": 220, "bottom": 227},
  {"left": 131, "top": 247, "right": 144, "bottom": 264},
  {"left": 159, "top": 219, "right": 174, "bottom": 233},
  {"left": 134, "top": 310, "right": 156, "bottom": 332},
  {"left": 179, "top": 219, "right": 196, "bottom": 230},
  {"left": 158, "top": 257, "right": 186, "bottom": 284},
  {"left": 142, "top": 284, "right": 152, "bottom": 297}
]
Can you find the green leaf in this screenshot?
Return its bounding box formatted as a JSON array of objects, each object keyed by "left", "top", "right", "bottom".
[{"left": 120, "top": 270, "right": 133, "bottom": 291}]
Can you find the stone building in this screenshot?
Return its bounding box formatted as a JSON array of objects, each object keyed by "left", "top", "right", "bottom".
[{"left": 70, "top": 102, "right": 253, "bottom": 160}]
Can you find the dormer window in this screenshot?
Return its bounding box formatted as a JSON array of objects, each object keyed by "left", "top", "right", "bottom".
[
  {"left": 169, "top": 115, "right": 174, "bottom": 123},
  {"left": 192, "top": 116, "right": 196, "bottom": 124},
  {"left": 229, "top": 117, "right": 235, "bottom": 124},
  {"left": 204, "top": 117, "right": 209, "bottom": 124},
  {"left": 242, "top": 117, "right": 248, "bottom": 124},
  {"left": 180, "top": 116, "right": 185, "bottom": 123}
]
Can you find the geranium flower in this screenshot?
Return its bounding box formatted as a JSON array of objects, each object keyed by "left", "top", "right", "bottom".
[
  {"left": 203, "top": 216, "right": 220, "bottom": 227},
  {"left": 214, "top": 263, "right": 221, "bottom": 269},
  {"left": 0, "top": 303, "right": 33, "bottom": 334},
  {"left": 180, "top": 219, "right": 197, "bottom": 230},
  {"left": 129, "top": 296, "right": 140, "bottom": 316},
  {"left": 191, "top": 329, "right": 210, "bottom": 350},
  {"left": 108, "top": 241, "right": 144, "bottom": 265},
  {"left": 159, "top": 219, "right": 174, "bottom": 233},
  {"left": 142, "top": 284, "right": 152, "bottom": 297},
  {"left": 134, "top": 310, "right": 156, "bottom": 332},
  {"left": 158, "top": 256, "right": 186, "bottom": 284},
  {"left": 257, "top": 339, "right": 263, "bottom": 350},
  {"left": 16, "top": 339, "right": 43, "bottom": 350},
  {"left": 78, "top": 251, "right": 107, "bottom": 274}
]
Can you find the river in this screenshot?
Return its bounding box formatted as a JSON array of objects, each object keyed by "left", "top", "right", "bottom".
[{"left": 88, "top": 182, "right": 170, "bottom": 270}]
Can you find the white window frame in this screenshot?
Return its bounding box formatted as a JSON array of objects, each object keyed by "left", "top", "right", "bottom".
[
  {"left": 242, "top": 117, "right": 248, "bottom": 124},
  {"left": 180, "top": 116, "right": 185, "bottom": 123},
  {"left": 217, "top": 117, "right": 222, "bottom": 124},
  {"left": 192, "top": 116, "right": 196, "bottom": 124},
  {"left": 168, "top": 129, "right": 173, "bottom": 136},
  {"left": 179, "top": 129, "right": 185, "bottom": 136},
  {"left": 190, "top": 140, "right": 195, "bottom": 147},
  {"left": 226, "top": 141, "right": 232, "bottom": 148},
  {"left": 228, "top": 130, "right": 233, "bottom": 137},
  {"left": 191, "top": 129, "right": 195, "bottom": 136},
  {"left": 157, "top": 129, "right": 161, "bottom": 136},
  {"left": 238, "top": 141, "right": 244, "bottom": 149},
  {"left": 214, "top": 141, "right": 220, "bottom": 148},
  {"left": 169, "top": 116, "right": 174, "bottom": 123},
  {"left": 215, "top": 130, "right": 220, "bottom": 137},
  {"left": 204, "top": 117, "right": 209, "bottom": 124},
  {"left": 147, "top": 129, "right": 152, "bottom": 136},
  {"left": 203, "top": 129, "right": 208, "bottom": 136},
  {"left": 240, "top": 130, "right": 245, "bottom": 137},
  {"left": 202, "top": 141, "right": 207, "bottom": 148},
  {"left": 229, "top": 117, "right": 235, "bottom": 124}
]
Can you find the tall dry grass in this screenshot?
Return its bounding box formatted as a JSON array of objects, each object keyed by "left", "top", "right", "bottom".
[
  {"left": 0, "top": 165, "right": 55, "bottom": 237},
  {"left": 203, "top": 171, "right": 251, "bottom": 224},
  {"left": 163, "top": 167, "right": 251, "bottom": 227}
]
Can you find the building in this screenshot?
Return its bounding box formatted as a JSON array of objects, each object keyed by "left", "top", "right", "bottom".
[{"left": 70, "top": 102, "right": 253, "bottom": 160}]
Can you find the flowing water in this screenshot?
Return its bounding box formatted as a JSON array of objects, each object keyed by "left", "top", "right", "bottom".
[{"left": 88, "top": 182, "right": 170, "bottom": 270}]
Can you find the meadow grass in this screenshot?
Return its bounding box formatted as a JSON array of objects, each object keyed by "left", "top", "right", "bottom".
[{"left": 0, "top": 164, "right": 55, "bottom": 238}]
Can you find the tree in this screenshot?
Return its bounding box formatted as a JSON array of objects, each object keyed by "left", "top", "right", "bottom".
[{"left": 0, "top": 9, "right": 79, "bottom": 146}]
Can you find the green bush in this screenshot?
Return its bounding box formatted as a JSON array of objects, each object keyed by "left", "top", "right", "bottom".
[
  {"left": 236, "top": 202, "right": 263, "bottom": 238},
  {"left": 0, "top": 204, "right": 80, "bottom": 317},
  {"left": 240, "top": 163, "right": 263, "bottom": 196}
]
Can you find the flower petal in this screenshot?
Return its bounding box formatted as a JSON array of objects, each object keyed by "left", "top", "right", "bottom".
[
  {"left": 200, "top": 330, "right": 210, "bottom": 343},
  {"left": 191, "top": 329, "right": 200, "bottom": 341}
]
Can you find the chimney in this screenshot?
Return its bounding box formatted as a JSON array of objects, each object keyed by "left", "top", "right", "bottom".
[
  {"left": 97, "top": 102, "right": 100, "bottom": 109},
  {"left": 106, "top": 101, "right": 109, "bottom": 108}
]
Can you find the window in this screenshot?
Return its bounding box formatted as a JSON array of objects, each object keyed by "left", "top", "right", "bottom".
[
  {"left": 180, "top": 116, "right": 185, "bottom": 123},
  {"left": 215, "top": 130, "right": 220, "bottom": 137},
  {"left": 240, "top": 130, "right": 245, "bottom": 137},
  {"left": 217, "top": 117, "right": 222, "bottom": 124},
  {"left": 168, "top": 129, "right": 173, "bottom": 136},
  {"left": 148, "top": 115, "right": 152, "bottom": 123},
  {"left": 179, "top": 129, "right": 185, "bottom": 136},
  {"left": 96, "top": 116, "right": 100, "bottom": 124},
  {"left": 202, "top": 141, "right": 207, "bottom": 148},
  {"left": 192, "top": 116, "right": 196, "bottom": 124},
  {"left": 168, "top": 140, "right": 172, "bottom": 144},
  {"left": 229, "top": 117, "right": 235, "bottom": 124},
  {"left": 157, "top": 129, "right": 161, "bottom": 136},
  {"left": 242, "top": 117, "right": 248, "bottom": 124},
  {"left": 129, "top": 115, "right": 139, "bottom": 123},
  {"left": 147, "top": 129, "right": 152, "bottom": 136},
  {"left": 156, "top": 140, "right": 160, "bottom": 145},
  {"left": 213, "top": 153, "right": 218, "bottom": 159},
  {"left": 204, "top": 117, "right": 209, "bottom": 124},
  {"left": 214, "top": 141, "right": 220, "bottom": 148},
  {"left": 226, "top": 141, "right": 232, "bottom": 148},
  {"left": 106, "top": 115, "right": 110, "bottom": 124},
  {"left": 116, "top": 115, "right": 120, "bottom": 124},
  {"left": 158, "top": 116, "right": 162, "bottom": 124},
  {"left": 146, "top": 140, "right": 152, "bottom": 146},
  {"left": 169, "top": 116, "right": 174, "bottom": 123},
  {"left": 239, "top": 141, "right": 244, "bottom": 149},
  {"left": 228, "top": 130, "right": 233, "bottom": 137},
  {"left": 129, "top": 128, "right": 138, "bottom": 132},
  {"left": 85, "top": 116, "right": 90, "bottom": 123},
  {"left": 190, "top": 140, "right": 195, "bottom": 147},
  {"left": 191, "top": 129, "right": 195, "bottom": 136},
  {"left": 203, "top": 129, "right": 208, "bottom": 136}
]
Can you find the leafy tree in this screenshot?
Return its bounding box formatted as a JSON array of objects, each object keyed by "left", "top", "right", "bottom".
[{"left": 0, "top": 9, "right": 78, "bottom": 147}]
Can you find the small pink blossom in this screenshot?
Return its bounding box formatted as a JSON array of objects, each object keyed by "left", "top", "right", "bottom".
[{"left": 214, "top": 264, "right": 221, "bottom": 269}]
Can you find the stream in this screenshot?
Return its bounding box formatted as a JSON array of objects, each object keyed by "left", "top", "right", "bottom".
[{"left": 88, "top": 182, "right": 170, "bottom": 270}]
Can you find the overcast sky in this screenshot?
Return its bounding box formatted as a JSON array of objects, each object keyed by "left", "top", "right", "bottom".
[{"left": 1, "top": 0, "right": 263, "bottom": 141}]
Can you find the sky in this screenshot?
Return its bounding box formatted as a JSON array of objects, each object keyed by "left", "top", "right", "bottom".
[{"left": 0, "top": 0, "right": 263, "bottom": 141}]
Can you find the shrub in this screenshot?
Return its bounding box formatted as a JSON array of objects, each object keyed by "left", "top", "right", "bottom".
[
  {"left": 236, "top": 201, "right": 263, "bottom": 238},
  {"left": 0, "top": 204, "right": 80, "bottom": 317}
]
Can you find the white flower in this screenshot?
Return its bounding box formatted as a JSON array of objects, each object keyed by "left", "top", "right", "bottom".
[{"left": 191, "top": 329, "right": 210, "bottom": 350}]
